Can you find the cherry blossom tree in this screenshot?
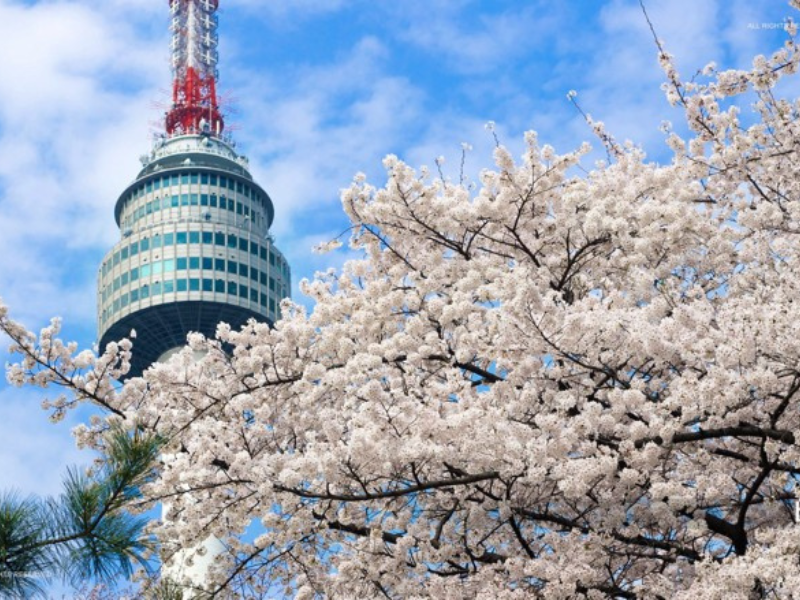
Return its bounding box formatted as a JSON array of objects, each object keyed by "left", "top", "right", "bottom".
[{"left": 7, "top": 5, "right": 800, "bottom": 598}]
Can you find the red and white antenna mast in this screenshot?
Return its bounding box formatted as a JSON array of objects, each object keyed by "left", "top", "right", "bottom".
[{"left": 166, "top": 0, "right": 223, "bottom": 136}]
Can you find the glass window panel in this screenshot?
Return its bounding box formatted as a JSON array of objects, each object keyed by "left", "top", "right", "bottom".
[
  {"left": 131, "top": 268, "right": 139, "bottom": 281},
  {"left": 189, "top": 257, "right": 200, "bottom": 269},
  {"left": 215, "top": 258, "right": 225, "bottom": 271},
  {"left": 141, "top": 286, "right": 150, "bottom": 300},
  {"left": 163, "top": 259, "right": 175, "bottom": 272},
  {"left": 177, "top": 257, "right": 187, "bottom": 270},
  {"left": 171, "top": 195, "right": 179, "bottom": 207},
  {"left": 210, "top": 174, "right": 218, "bottom": 185},
  {"left": 260, "top": 247, "right": 266, "bottom": 260},
  {"left": 220, "top": 176, "right": 227, "bottom": 188},
  {"left": 215, "top": 232, "right": 225, "bottom": 246},
  {"left": 202, "top": 257, "right": 213, "bottom": 270},
  {"left": 260, "top": 293, "right": 267, "bottom": 307},
  {"left": 153, "top": 262, "right": 162, "bottom": 275},
  {"left": 236, "top": 202, "right": 243, "bottom": 215},
  {"left": 154, "top": 179, "right": 161, "bottom": 190},
  {"left": 239, "top": 238, "right": 247, "bottom": 252},
  {"left": 250, "top": 242, "right": 258, "bottom": 255},
  {"left": 227, "top": 234, "right": 237, "bottom": 248},
  {"left": 238, "top": 264, "right": 247, "bottom": 277},
  {"left": 180, "top": 194, "right": 189, "bottom": 206},
  {"left": 152, "top": 281, "right": 162, "bottom": 295},
  {"left": 250, "top": 289, "right": 258, "bottom": 302},
  {"left": 200, "top": 194, "right": 209, "bottom": 206},
  {"left": 177, "top": 279, "right": 188, "bottom": 292},
  {"left": 164, "top": 233, "right": 174, "bottom": 245},
  {"left": 227, "top": 281, "right": 237, "bottom": 295},
  {"left": 190, "top": 173, "right": 199, "bottom": 184},
  {"left": 176, "top": 232, "right": 187, "bottom": 244},
  {"left": 121, "top": 272, "right": 129, "bottom": 285},
  {"left": 152, "top": 236, "right": 162, "bottom": 249},
  {"left": 189, "top": 278, "right": 200, "bottom": 291},
  {"left": 227, "top": 261, "right": 237, "bottom": 274},
  {"left": 250, "top": 267, "right": 258, "bottom": 281},
  {"left": 210, "top": 195, "right": 218, "bottom": 208},
  {"left": 141, "top": 238, "right": 150, "bottom": 251},
  {"left": 202, "top": 232, "right": 213, "bottom": 244},
  {"left": 215, "top": 279, "right": 225, "bottom": 293},
  {"left": 190, "top": 194, "right": 199, "bottom": 206},
  {"left": 202, "top": 279, "right": 213, "bottom": 292},
  {"left": 131, "top": 289, "right": 139, "bottom": 302},
  {"left": 163, "top": 280, "right": 174, "bottom": 293},
  {"left": 201, "top": 173, "right": 209, "bottom": 184},
  {"left": 181, "top": 174, "right": 189, "bottom": 185},
  {"left": 141, "top": 264, "right": 151, "bottom": 277},
  {"left": 260, "top": 272, "right": 266, "bottom": 286},
  {"left": 189, "top": 232, "right": 200, "bottom": 244},
  {"left": 239, "top": 284, "right": 247, "bottom": 298},
  {"left": 121, "top": 247, "right": 129, "bottom": 260}
]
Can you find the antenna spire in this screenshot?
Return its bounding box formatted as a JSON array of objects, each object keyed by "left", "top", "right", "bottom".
[{"left": 166, "top": 0, "right": 223, "bottom": 136}]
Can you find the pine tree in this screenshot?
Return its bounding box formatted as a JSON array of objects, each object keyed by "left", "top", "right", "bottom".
[{"left": 0, "top": 427, "right": 160, "bottom": 598}]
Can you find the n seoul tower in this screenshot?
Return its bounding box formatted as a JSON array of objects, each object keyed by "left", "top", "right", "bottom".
[{"left": 98, "top": 0, "right": 291, "bottom": 378}]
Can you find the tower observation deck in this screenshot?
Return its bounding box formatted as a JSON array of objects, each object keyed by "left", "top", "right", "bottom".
[{"left": 97, "top": 0, "right": 291, "bottom": 379}]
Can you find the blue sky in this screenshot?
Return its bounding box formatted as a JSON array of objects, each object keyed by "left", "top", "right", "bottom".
[{"left": 0, "top": 0, "right": 796, "bottom": 593}]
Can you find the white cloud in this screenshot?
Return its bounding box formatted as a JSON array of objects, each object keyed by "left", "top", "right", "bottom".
[
  {"left": 389, "top": 0, "right": 569, "bottom": 74},
  {"left": 227, "top": 0, "right": 351, "bottom": 19},
  {"left": 0, "top": 386, "right": 91, "bottom": 498}
]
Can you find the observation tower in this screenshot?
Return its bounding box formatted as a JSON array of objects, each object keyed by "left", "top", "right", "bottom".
[{"left": 98, "top": 0, "right": 291, "bottom": 379}]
